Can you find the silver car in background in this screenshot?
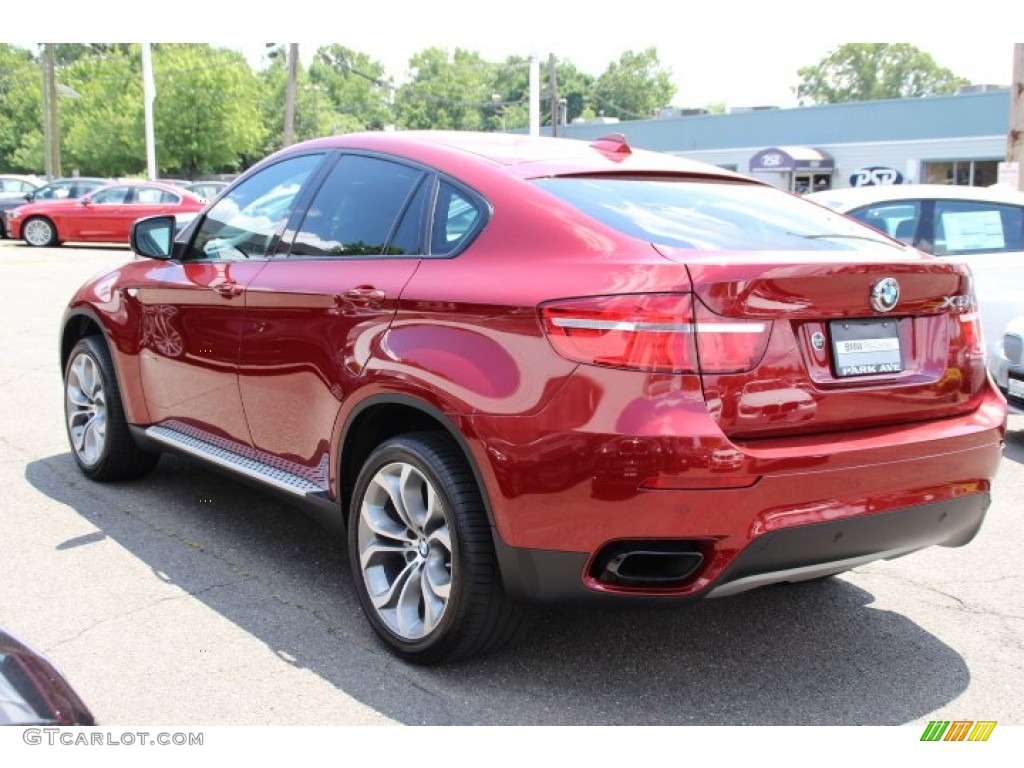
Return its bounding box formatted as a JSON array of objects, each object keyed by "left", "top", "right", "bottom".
[{"left": 995, "top": 316, "right": 1024, "bottom": 413}]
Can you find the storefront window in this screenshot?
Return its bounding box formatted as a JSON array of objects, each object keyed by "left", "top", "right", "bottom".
[{"left": 923, "top": 160, "right": 999, "bottom": 187}]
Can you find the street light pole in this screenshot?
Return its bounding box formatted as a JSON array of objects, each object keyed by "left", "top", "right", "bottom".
[
  {"left": 283, "top": 44, "right": 299, "bottom": 147},
  {"left": 42, "top": 44, "right": 61, "bottom": 179},
  {"left": 529, "top": 52, "right": 539, "bottom": 137},
  {"left": 142, "top": 43, "right": 157, "bottom": 181}
]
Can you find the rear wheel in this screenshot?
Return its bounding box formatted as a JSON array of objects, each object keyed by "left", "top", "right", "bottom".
[
  {"left": 23, "top": 216, "right": 59, "bottom": 247},
  {"left": 348, "top": 432, "right": 525, "bottom": 664},
  {"left": 64, "top": 336, "right": 159, "bottom": 481}
]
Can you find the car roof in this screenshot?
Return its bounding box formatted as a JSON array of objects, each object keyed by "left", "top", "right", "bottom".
[
  {"left": 45, "top": 177, "right": 109, "bottom": 184},
  {"left": 91, "top": 180, "right": 200, "bottom": 196},
  {"left": 0, "top": 174, "right": 44, "bottom": 186},
  {"left": 807, "top": 183, "right": 1024, "bottom": 210},
  {"left": 281, "top": 131, "right": 758, "bottom": 184}
]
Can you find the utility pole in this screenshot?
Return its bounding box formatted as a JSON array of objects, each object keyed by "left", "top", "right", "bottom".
[
  {"left": 528, "top": 52, "right": 540, "bottom": 137},
  {"left": 548, "top": 53, "right": 558, "bottom": 138},
  {"left": 42, "top": 44, "right": 61, "bottom": 180},
  {"left": 142, "top": 43, "right": 157, "bottom": 181},
  {"left": 1008, "top": 43, "right": 1024, "bottom": 192},
  {"left": 283, "top": 43, "right": 299, "bottom": 147}
]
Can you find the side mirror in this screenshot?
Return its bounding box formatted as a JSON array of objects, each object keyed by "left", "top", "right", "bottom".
[
  {"left": 131, "top": 215, "right": 176, "bottom": 260},
  {"left": 24, "top": 192, "right": 34, "bottom": 202},
  {"left": 79, "top": 197, "right": 92, "bottom": 206}
]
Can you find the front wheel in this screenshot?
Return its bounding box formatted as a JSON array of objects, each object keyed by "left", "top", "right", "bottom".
[
  {"left": 64, "top": 336, "right": 159, "bottom": 481},
  {"left": 348, "top": 432, "right": 525, "bottom": 664},
  {"left": 23, "top": 216, "right": 59, "bottom": 247}
]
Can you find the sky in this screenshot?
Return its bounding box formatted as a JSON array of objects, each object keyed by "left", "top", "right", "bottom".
[{"left": 4, "top": 1, "right": 1019, "bottom": 110}]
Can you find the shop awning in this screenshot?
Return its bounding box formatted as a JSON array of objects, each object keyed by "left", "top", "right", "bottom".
[{"left": 749, "top": 146, "right": 834, "bottom": 173}]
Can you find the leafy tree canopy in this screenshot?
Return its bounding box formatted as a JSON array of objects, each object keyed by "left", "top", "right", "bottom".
[
  {"left": 796, "top": 43, "right": 969, "bottom": 104},
  {"left": 590, "top": 48, "right": 675, "bottom": 119}
]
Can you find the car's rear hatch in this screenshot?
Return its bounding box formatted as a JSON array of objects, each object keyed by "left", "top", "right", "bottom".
[
  {"left": 533, "top": 174, "right": 988, "bottom": 439},
  {"left": 658, "top": 247, "right": 986, "bottom": 438}
]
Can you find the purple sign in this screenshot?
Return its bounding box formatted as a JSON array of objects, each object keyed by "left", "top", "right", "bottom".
[
  {"left": 849, "top": 167, "right": 904, "bottom": 187},
  {"left": 750, "top": 147, "right": 834, "bottom": 173}
]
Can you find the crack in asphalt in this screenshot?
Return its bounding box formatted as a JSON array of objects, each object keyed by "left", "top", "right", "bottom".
[
  {"left": 862, "top": 571, "right": 1024, "bottom": 621},
  {"left": 42, "top": 580, "right": 236, "bottom": 654}
]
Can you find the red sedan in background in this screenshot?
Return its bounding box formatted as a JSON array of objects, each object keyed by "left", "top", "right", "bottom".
[{"left": 6, "top": 180, "right": 205, "bottom": 247}]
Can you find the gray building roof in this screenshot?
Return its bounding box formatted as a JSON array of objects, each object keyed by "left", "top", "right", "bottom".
[{"left": 543, "top": 91, "right": 1010, "bottom": 151}]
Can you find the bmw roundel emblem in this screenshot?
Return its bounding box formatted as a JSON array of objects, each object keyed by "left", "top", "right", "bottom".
[{"left": 870, "top": 277, "right": 900, "bottom": 313}]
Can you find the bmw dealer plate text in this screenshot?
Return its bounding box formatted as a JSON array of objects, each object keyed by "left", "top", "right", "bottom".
[{"left": 831, "top": 319, "right": 902, "bottom": 377}]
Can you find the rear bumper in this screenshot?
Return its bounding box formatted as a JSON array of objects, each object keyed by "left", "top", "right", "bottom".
[
  {"left": 475, "top": 371, "right": 1006, "bottom": 603},
  {"left": 496, "top": 493, "right": 990, "bottom": 604}
]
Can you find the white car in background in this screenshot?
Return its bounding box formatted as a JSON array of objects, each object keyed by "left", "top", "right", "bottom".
[
  {"left": 807, "top": 184, "right": 1024, "bottom": 383},
  {"left": 996, "top": 316, "right": 1024, "bottom": 413}
]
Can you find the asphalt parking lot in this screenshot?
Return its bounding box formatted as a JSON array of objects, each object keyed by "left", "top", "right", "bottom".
[{"left": 1, "top": 239, "right": 1022, "bottom": 726}]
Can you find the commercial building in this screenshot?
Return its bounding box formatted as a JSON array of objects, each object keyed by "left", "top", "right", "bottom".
[{"left": 547, "top": 89, "right": 1011, "bottom": 194}]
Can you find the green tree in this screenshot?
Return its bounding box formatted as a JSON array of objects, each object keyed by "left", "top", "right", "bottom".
[
  {"left": 486, "top": 55, "right": 533, "bottom": 131},
  {"left": 394, "top": 48, "right": 496, "bottom": 130},
  {"left": 796, "top": 44, "right": 969, "bottom": 104},
  {"left": 310, "top": 45, "right": 393, "bottom": 131},
  {"left": 0, "top": 45, "right": 43, "bottom": 173},
  {"left": 553, "top": 59, "right": 595, "bottom": 125},
  {"left": 53, "top": 44, "right": 135, "bottom": 66},
  {"left": 590, "top": 48, "right": 675, "bottom": 120},
  {"left": 59, "top": 48, "right": 144, "bottom": 176},
  {"left": 258, "top": 49, "right": 339, "bottom": 153},
  {"left": 152, "top": 44, "right": 267, "bottom": 177}
]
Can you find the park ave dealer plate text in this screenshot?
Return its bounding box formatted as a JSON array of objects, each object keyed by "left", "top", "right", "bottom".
[{"left": 831, "top": 319, "right": 902, "bottom": 377}]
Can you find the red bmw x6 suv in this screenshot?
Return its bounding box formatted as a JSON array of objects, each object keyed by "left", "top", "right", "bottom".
[{"left": 60, "top": 131, "right": 1007, "bottom": 663}]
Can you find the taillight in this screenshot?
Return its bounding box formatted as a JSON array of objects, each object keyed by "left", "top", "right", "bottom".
[
  {"left": 540, "top": 294, "right": 698, "bottom": 372},
  {"left": 949, "top": 271, "right": 985, "bottom": 357},
  {"left": 959, "top": 310, "right": 985, "bottom": 357},
  {"left": 692, "top": 300, "right": 772, "bottom": 374},
  {"left": 539, "top": 294, "right": 770, "bottom": 374}
]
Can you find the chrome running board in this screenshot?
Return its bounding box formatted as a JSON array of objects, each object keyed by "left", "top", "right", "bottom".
[{"left": 146, "top": 424, "right": 327, "bottom": 498}]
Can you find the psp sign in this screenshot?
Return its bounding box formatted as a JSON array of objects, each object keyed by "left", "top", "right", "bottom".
[{"left": 850, "top": 167, "right": 904, "bottom": 187}]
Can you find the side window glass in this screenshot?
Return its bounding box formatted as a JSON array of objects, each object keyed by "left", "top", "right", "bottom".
[
  {"left": 38, "top": 184, "right": 67, "bottom": 200},
  {"left": 431, "top": 181, "right": 483, "bottom": 256},
  {"left": 91, "top": 187, "right": 131, "bottom": 204},
  {"left": 849, "top": 202, "right": 920, "bottom": 244},
  {"left": 933, "top": 200, "right": 1024, "bottom": 256},
  {"left": 135, "top": 188, "right": 178, "bottom": 204},
  {"left": 291, "top": 156, "right": 423, "bottom": 257},
  {"left": 187, "top": 154, "right": 322, "bottom": 262},
  {"left": 386, "top": 179, "right": 429, "bottom": 256}
]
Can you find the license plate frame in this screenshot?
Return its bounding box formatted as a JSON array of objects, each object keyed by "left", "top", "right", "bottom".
[
  {"left": 1009, "top": 374, "right": 1024, "bottom": 400},
  {"left": 830, "top": 318, "right": 902, "bottom": 378}
]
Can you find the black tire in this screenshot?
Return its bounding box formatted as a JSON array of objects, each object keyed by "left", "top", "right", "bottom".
[
  {"left": 64, "top": 336, "right": 160, "bottom": 481},
  {"left": 22, "top": 216, "right": 59, "bottom": 247},
  {"left": 348, "top": 432, "right": 526, "bottom": 664}
]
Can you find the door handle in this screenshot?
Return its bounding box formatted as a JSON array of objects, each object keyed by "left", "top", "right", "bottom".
[
  {"left": 342, "top": 286, "right": 386, "bottom": 306},
  {"left": 213, "top": 283, "right": 243, "bottom": 298}
]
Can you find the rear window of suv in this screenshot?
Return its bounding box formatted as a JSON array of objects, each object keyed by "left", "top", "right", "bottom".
[{"left": 534, "top": 177, "right": 899, "bottom": 252}]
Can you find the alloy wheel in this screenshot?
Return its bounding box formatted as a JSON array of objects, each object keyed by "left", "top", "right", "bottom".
[
  {"left": 65, "top": 352, "right": 108, "bottom": 467},
  {"left": 23, "top": 218, "right": 54, "bottom": 247},
  {"left": 356, "top": 461, "right": 453, "bottom": 640}
]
